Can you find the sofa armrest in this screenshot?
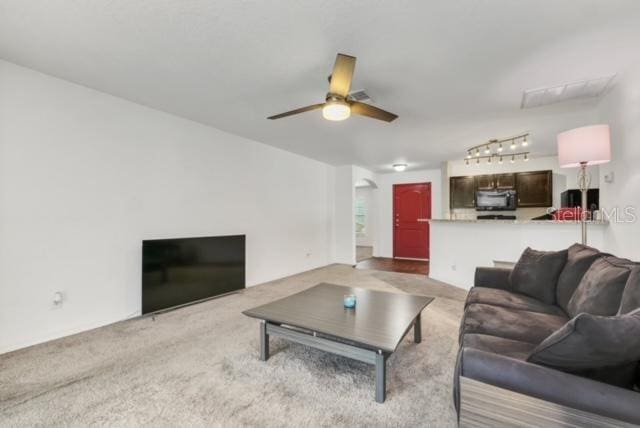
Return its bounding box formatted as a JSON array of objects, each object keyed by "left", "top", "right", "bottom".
[
  {"left": 473, "top": 267, "right": 512, "bottom": 290},
  {"left": 457, "top": 347, "right": 640, "bottom": 425}
]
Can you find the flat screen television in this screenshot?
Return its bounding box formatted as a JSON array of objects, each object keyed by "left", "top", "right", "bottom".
[{"left": 142, "top": 235, "right": 245, "bottom": 314}]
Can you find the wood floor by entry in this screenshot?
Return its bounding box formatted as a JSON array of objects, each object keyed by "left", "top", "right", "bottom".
[{"left": 356, "top": 257, "right": 429, "bottom": 276}]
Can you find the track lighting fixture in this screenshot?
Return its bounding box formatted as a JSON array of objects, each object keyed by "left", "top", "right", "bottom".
[{"left": 462, "top": 132, "right": 530, "bottom": 167}]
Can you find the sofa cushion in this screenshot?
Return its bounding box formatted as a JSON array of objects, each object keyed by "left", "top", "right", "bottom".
[
  {"left": 461, "top": 303, "right": 568, "bottom": 344},
  {"left": 509, "top": 247, "right": 568, "bottom": 304},
  {"left": 466, "top": 287, "right": 566, "bottom": 316},
  {"left": 619, "top": 268, "right": 640, "bottom": 315},
  {"left": 556, "top": 244, "right": 602, "bottom": 313},
  {"left": 527, "top": 309, "right": 640, "bottom": 388},
  {"left": 567, "top": 257, "right": 635, "bottom": 317},
  {"left": 462, "top": 333, "right": 536, "bottom": 360}
]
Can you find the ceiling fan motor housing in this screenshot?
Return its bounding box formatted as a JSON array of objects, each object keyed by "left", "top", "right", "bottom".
[{"left": 326, "top": 94, "right": 348, "bottom": 104}]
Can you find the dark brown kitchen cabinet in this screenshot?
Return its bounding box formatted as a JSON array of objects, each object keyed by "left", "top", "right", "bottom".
[
  {"left": 515, "top": 170, "right": 552, "bottom": 207},
  {"left": 473, "top": 173, "right": 515, "bottom": 190},
  {"left": 450, "top": 176, "right": 475, "bottom": 208},
  {"left": 474, "top": 175, "right": 494, "bottom": 191},
  {"left": 494, "top": 173, "right": 516, "bottom": 190}
]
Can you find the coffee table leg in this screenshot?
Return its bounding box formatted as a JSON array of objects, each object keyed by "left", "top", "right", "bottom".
[
  {"left": 414, "top": 313, "right": 422, "bottom": 344},
  {"left": 260, "top": 320, "right": 269, "bottom": 361},
  {"left": 375, "top": 352, "right": 386, "bottom": 403}
]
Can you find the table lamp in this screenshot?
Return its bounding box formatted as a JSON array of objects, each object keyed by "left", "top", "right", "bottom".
[{"left": 557, "top": 124, "right": 611, "bottom": 244}]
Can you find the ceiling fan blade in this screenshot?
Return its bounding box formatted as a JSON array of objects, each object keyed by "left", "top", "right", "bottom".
[
  {"left": 329, "top": 54, "right": 356, "bottom": 97},
  {"left": 267, "top": 103, "right": 324, "bottom": 120},
  {"left": 351, "top": 102, "right": 398, "bottom": 122}
]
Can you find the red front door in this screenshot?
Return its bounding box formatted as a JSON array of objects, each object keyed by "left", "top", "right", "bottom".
[{"left": 393, "top": 183, "right": 431, "bottom": 259}]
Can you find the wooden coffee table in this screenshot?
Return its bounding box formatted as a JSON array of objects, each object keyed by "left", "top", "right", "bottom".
[{"left": 242, "top": 283, "right": 433, "bottom": 402}]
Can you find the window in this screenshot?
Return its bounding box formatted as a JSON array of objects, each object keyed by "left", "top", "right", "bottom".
[{"left": 355, "top": 197, "right": 367, "bottom": 236}]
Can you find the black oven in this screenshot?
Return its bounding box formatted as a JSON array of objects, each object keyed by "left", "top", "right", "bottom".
[{"left": 476, "top": 190, "right": 517, "bottom": 211}]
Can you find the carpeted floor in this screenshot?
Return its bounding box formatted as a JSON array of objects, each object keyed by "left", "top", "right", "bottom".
[{"left": 0, "top": 264, "right": 466, "bottom": 427}]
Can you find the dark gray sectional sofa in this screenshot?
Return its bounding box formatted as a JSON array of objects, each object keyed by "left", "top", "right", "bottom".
[{"left": 454, "top": 244, "right": 640, "bottom": 427}]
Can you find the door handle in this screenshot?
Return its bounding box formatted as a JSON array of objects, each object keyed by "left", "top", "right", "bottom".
[{"left": 416, "top": 218, "right": 429, "bottom": 222}]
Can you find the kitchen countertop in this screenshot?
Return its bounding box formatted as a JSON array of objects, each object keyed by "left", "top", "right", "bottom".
[{"left": 429, "top": 219, "right": 609, "bottom": 225}]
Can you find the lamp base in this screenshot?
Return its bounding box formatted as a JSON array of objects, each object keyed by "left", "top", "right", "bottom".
[{"left": 578, "top": 163, "right": 590, "bottom": 245}]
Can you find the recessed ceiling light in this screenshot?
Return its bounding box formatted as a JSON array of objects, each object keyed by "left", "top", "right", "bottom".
[{"left": 393, "top": 163, "right": 407, "bottom": 172}]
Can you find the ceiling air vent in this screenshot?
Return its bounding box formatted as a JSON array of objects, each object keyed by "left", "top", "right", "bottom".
[
  {"left": 521, "top": 75, "right": 615, "bottom": 109},
  {"left": 348, "top": 89, "right": 372, "bottom": 102}
]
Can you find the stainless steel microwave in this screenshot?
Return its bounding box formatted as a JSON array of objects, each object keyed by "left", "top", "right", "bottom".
[{"left": 476, "top": 190, "right": 517, "bottom": 211}]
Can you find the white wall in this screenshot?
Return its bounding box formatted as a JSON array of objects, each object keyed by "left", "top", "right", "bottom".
[
  {"left": 333, "top": 165, "right": 355, "bottom": 265},
  {"left": 375, "top": 169, "right": 442, "bottom": 258},
  {"left": 597, "top": 66, "right": 640, "bottom": 260},
  {"left": 0, "top": 60, "right": 335, "bottom": 353},
  {"left": 446, "top": 155, "right": 599, "bottom": 219}
]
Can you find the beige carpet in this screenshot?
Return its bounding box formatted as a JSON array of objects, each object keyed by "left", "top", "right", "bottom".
[{"left": 0, "top": 264, "right": 466, "bottom": 427}]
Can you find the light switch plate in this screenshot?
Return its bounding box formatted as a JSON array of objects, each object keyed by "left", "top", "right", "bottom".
[{"left": 604, "top": 172, "right": 615, "bottom": 183}]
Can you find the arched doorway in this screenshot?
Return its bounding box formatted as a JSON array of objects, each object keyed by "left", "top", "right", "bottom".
[{"left": 354, "top": 179, "right": 378, "bottom": 263}]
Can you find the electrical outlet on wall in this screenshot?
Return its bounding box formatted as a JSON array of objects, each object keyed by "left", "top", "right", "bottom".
[
  {"left": 306, "top": 250, "right": 312, "bottom": 258},
  {"left": 52, "top": 291, "right": 65, "bottom": 308}
]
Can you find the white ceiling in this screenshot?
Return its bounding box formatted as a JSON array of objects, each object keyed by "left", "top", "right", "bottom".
[{"left": 1, "top": 0, "right": 639, "bottom": 171}]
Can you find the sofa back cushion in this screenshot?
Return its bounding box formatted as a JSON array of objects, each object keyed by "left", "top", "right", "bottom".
[
  {"left": 556, "top": 244, "right": 602, "bottom": 313},
  {"left": 619, "top": 268, "right": 640, "bottom": 315},
  {"left": 567, "top": 257, "right": 634, "bottom": 318},
  {"left": 527, "top": 308, "right": 640, "bottom": 388},
  {"left": 509, "top": 247, "right": 568, "bottom": 304}
]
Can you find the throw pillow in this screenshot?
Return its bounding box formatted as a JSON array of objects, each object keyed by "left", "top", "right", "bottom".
[
  {"left": 619, "top": 267, "right": 640, "bottom": 315},
  {"left": 567, "top": 257, "right": 634, "bottom": 317},
  {"left": 527, "top": 309, "right": 640, "bottom": 385},
  {"left": 555, "top": 243, "right": 602, "bottom": 313},
  {"left": 509, "top": 247, "right": 568, "bottom": 304}
]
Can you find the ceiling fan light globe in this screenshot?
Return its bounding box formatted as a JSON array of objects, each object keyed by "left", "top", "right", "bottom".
[{"left": 322, "top": 100, "right": 351, "bottom": 121}]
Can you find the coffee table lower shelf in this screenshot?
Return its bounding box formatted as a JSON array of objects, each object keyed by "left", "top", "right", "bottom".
[{"left": 257, "top": 314, "right": 421, "bottom": 403}]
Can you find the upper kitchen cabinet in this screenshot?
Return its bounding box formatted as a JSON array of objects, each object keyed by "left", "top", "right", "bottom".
[
  {"left": 474, "top": 175, "right": 494, "bottom": 191},
  {"left": 473, "top": 173, "right": 516, "bottom": 190},
  {"left": 515, "top": 170, "right": 553, "bottom": 207},
  {"left": 450, "top": 176, "right": 476, "bottom": 208},
  {"left": 494, "top": 173, "right": 516, "bottom": 190}
]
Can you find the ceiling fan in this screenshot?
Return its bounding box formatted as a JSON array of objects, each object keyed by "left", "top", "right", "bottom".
[{"left": 268, "top": 53, "right": 398, "bottom": 122}]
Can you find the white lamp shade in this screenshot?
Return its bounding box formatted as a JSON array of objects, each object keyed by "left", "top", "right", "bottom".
[{"left": 557, "top": 124, "right": 611, "bottom": 168}]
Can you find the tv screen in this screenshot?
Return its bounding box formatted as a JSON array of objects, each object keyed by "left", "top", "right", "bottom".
[{"left": 142, "top": 235, "right": 245, "bottom": 314}]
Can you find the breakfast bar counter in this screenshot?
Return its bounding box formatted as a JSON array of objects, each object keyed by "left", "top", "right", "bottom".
[{"left": 428, "top": 219, "right": 608, "bottom": 289}]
